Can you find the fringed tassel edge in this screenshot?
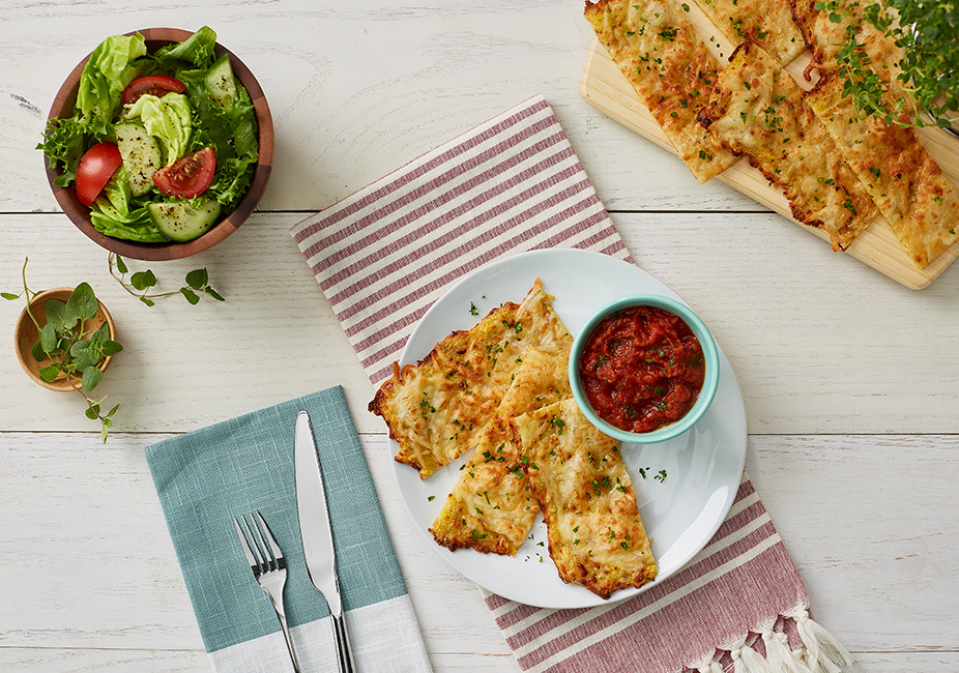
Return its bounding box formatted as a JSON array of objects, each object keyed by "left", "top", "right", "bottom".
[{"left": 686, "top": 603, "right": 853, "bottom": 673}]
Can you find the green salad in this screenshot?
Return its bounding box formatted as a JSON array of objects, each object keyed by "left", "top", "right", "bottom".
[{"left": 38, "top": 27, "right": 259, "bottom": 243}]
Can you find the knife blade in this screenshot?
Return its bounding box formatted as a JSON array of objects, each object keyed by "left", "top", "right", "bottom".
[{"left": 294, "top": 410, "right": 356, "bottom": 672}]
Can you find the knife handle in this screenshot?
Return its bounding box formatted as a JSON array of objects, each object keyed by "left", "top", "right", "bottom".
[{"left": 332, "top": 612, "right": 356, "bottom": 673}]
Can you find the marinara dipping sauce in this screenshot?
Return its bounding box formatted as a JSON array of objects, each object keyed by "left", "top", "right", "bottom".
[{"left": 578, "top": 305, "right": 706, "bottom": 434}]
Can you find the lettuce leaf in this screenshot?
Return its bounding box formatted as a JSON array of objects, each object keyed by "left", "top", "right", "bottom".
[
  {"left": 88, "top": 167, "right": 166, "bottom": 242},
  {"left": 151, "top": 26, "right": 217, "bottom": 70},
  {"left": 122, "top": 92, "right": 192, "bottom": 165},
  {"left": 76, "top": 33, "right": 147, "bottom": 121}
]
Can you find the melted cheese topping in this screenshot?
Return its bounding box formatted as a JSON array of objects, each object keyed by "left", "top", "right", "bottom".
[
  {"left": 511, "top": 399, "right": 657, "bottom": 599},
  {"left": 369, "top": 280, "right": 572, "bottom": 479},
  {"left": 691, "top": 0, "right": 805, "bottom": 66},
  {"left": 430, "top": 346, "right": 572, "bottom": 556},
  {"left": 790, "top": 0, "right": 909, "bottom": 100},
  {"left": 806, "top": 73, "right": 959, "bottom": 267},
  {"left": 584, "top": 0, "right": 739, "bottom": 183},
  {"left": 700, "top": 42, "right": 875, "bottom": 250}
]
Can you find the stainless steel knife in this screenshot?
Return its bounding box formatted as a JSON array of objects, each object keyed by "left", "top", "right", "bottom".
[{"left": 294, "top": 410, "right": 356, "bottom": 673}]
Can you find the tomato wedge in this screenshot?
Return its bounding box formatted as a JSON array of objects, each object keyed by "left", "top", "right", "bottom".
[
  {"left": 75, "top": 142, "right": 122, "bottom": 206},
  {"left": 121, "top": 74, "right": 186, "bottom": 105},
  {"left": 152, "top": 147, "right": 216, "bottom": 199}
]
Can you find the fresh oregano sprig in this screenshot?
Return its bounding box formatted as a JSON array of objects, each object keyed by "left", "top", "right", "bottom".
[
  {"left": 108, "top": 253, "right": 225, "bottom": 306},
  {"left": 3, "top": 258, "right": 122, "bottom": 442}
]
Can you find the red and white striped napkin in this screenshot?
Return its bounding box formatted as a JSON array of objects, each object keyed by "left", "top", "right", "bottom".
[{"left": 290, "top": 94, "right": 852, "bottom": 673}]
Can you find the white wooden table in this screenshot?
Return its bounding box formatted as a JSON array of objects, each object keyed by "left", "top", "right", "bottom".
[{"left": 1, "top": 3, "right": 957, "bottom": 672}]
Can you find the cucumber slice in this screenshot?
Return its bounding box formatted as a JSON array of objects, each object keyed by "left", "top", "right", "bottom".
[
  {"left": 205, "top": 55, "right": 237, "bottom": 110},
  {"left": 148, "top": 198, "right": 222, "bottom": 242},
  {"left": 115, "top": 122, "right": 161, "bottom": 196}
]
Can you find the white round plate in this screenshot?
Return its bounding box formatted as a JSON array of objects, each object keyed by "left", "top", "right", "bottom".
[{"left": 390, "top": 249, "right": 747, "bottom": 609}]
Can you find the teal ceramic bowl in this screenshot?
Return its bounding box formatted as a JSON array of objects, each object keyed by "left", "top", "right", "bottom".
[{"left": 569, "top": 294, "right": 720, "bottom": 444}]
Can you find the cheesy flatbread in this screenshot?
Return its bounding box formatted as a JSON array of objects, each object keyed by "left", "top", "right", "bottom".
[
  {"left": 806, "top": 73, "right": 959, "bottom": 267},
  {"left": 790, "top": 0, "right": 908, "bottom": 98},
  {"left": 430, "top": 346, "right": 572, "bottom": 556},
  {"left": 584, "top": 0, "right": 738, "bottom": 183},
  {"left": 698, "top": 42, "right": 875, "bottom": 250},
  {"left": 370, "top": 280, "right": 572, "bottom": 479},
  {"left": 511, "top": 398, "right": 657, "bottom": 599},
  {"left": 690, "top": 0, "right": 805, "bottom": 66}
]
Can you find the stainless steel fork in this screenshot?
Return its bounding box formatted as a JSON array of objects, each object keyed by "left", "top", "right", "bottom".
[{"left": 234, "top": 511, "right": 302, "bottom": 673}]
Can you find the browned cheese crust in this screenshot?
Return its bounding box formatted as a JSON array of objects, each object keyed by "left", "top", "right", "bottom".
[
  {"left": 690, "top": 0, "right": 806, "bottom": 66},
  {"left": 511, "top": 399, "right": 657, "bottom": 599},
  {"left": 430, "top": 346, "right": 572, "bottom": 556},
  {"left": 369, "top": 280, "right": 572, "bottom": 479},
  {"left": 805, "top": 73, "right": 959, "bottom": 267},
  {"left": 584, "top": 0, "right": 739, "bottom": 183},
  {"left": 698, "top": 42, "right": 875, "bottom": 250}
]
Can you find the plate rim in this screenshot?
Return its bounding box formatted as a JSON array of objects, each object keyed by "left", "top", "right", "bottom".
[{"left": 388, "top": 248, "right": 747, "bottom": 608}]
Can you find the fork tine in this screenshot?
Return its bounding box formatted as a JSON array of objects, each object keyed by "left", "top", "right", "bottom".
[
  {"left": 233, "top": 517, "right": 257, "bottom": 569},
  {"left": 248, "top": 513, "right": 274, "bottom": 571},
  {"left": 255, "top": 510, "right": 286, "bottom": 569},
  {"left": 240, "top": 514, "right": 267, "bottom": 572}
]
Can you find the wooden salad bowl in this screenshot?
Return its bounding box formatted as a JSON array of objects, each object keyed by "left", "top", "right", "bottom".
[
  {"left": 14, "top": 288, "right": 117, "bottom": 392},
  {"left": 44, "top": 27, "right": 274, "bottom": 261}
]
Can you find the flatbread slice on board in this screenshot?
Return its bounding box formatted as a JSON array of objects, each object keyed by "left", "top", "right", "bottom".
[
  {"left": 511, "top": 398, "right": 657, "bottom": 599},
  {"left": 806, "top": 73, "right": 959, "bottom": 268},
  {"left": 690, "top": 0, "right": 806, "bottom": 66},
  {"left": 430, "top": 346, "right": 572, "bottom": 556},
  {"left": 698, "top": 42, "right": 875, "bottom": 250},
  {"left": 584, "top": 0, "right": 739, "bottom": 183},
  {"left": 370, "top": 279, "right": 572, "bottom": 479}
]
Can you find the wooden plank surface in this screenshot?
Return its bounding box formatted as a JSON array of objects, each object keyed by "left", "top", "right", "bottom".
[
  {"left": 580, "top": 39, "right": 959, "bottom": 290},
  {"left": 1, "top": 432, "right": 956, "bottom": 671}
]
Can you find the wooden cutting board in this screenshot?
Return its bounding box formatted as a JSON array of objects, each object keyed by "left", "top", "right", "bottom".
[{"left": 580, "top": 37, "right": 959, "bottom": 290}]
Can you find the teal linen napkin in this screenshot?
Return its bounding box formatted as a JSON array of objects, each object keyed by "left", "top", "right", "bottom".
[{"left": 145, "top": 386, "right": 431, "bottom": 673}]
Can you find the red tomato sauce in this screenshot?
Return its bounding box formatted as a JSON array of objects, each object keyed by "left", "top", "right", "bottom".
[{"left": 579, "top": 306, "right": 706, "bottom": 434}]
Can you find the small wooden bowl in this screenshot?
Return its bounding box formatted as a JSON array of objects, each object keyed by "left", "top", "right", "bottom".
[
  {"left": 14, "top": 288, "right": 118, "bottom": 392},
  {"left": 44, "top": 27, "right": 274, "bottom": 261}
]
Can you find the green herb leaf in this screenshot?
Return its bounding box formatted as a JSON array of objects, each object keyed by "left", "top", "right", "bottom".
[
  {"left": 180, "top": 287, "right": 200, "bottom": 305},
  {"left": 81, "top": 365, "right": 103, "bottom": 394},
  {"left": 70, "top": 340, "right": 101, "bottom": 371},
  {"left": 115, "top": 255, "right": 128, "bottom": 275},
  {"left": 67, "top": 282, "right": 100, "bottom": 321},
  {"left": 203, "top": 287, "right": 225, "bottom": 301},
  {"left": 39, "top": 322, "right": 59, "bottom": 354},
  {"left": 130, "top": 270, "right": 158, "bottom": 291},
  {"left": 1, "top": 292, "right": 20, "bottom": 300},
  {"left": 39, "top": 364, "right": 61, "bottom": 382},
  {"left": 45, "top": 298, "right": 78, "bottom": 332},
  {"left": 101, "top": 340, "right": 123, "bottom": 356},
  {"left": 31, "top": 341, "right": 47, "bottom": 361},
  {"left": 185, "top": 268, "right": 208, "bottom": 290}
]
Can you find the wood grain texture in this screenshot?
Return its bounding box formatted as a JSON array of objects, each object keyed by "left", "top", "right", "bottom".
[
  {"left": 3, "top": 212, "right": 958, "bottom": 435},
  {"left": 581, "top": 39, "right": 959, "bottom": 289},
  {"left": 0, "top": 432, "right": 956, "bottom": 670},
  {"left": 1, "top": 2, "right": 957, "bottom": 671}
]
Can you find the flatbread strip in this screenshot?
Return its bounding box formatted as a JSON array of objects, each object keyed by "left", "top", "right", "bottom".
[
  {"left": 806, "top": 73, "right": 959, "bottom": 268},
  {"left": 789, "top": 0, "right": 908, "bottom": 97},
  {"left": 511, "top": 398, "right": 657, "bottom": 599},
  {"left": 430, "top": 346, "right": 572, "bottom": 556},
  {"left": 690, "top": 0, "right": 805, "bottom": 66},
  {"left": 698, "top": 42, "right": 875, "bottom": 250},
  {"left": 584, "top": 0, "right": 739, "bottom": 183},
  {"left": 370, "top": 280, "right": 572, "bottom": 479}
]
